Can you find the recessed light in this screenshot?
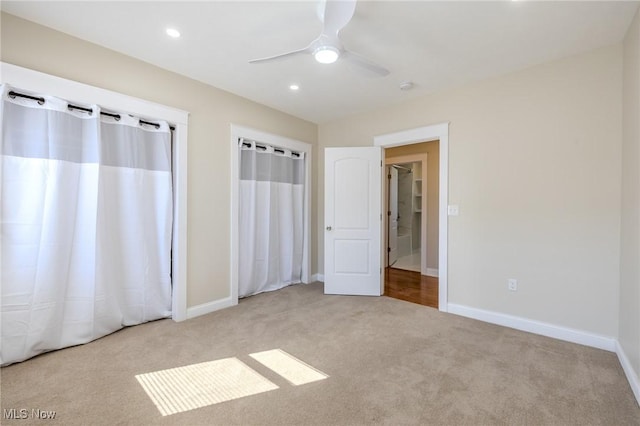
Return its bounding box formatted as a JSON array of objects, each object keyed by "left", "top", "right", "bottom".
[
  {"left": 289, "top": 84, "right": 300, "bottom": 91},
  {"left": 166, "top": 28, "right": 181, "bottom": 38}
]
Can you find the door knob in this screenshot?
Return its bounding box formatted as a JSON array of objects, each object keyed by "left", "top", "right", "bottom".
[{"left": 326, "top": 226, "right": 332, "bottom": 231}]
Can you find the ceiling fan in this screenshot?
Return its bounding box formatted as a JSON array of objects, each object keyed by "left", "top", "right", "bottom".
[{"left": 249, "top": 0, "right": 389, "bottom": 77}]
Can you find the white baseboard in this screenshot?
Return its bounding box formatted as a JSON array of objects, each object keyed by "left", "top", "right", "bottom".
[
  {"left": 447, "top": 303, "right": 616, "bottom": 352},
  {"left": 426, "top": 268, "right": 439, "bottom": 277},
  {"left": 312, "top": 273, "right": 324, "bottom": 282},
  {"left": 186, "top": 296, "right": 237, "bottom": 320},
  {"left": 616, "top": 340, "right": 640, "bottom": 406}
]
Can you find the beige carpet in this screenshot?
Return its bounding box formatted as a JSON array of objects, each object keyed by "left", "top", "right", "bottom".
[{"left": 1, "top": 282, "right": 639, "bottom": 425}]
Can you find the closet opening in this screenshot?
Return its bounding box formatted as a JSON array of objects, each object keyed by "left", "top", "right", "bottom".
[
  {"left": 1, "top": 79, "right": 188, "bottom": 365},
  {"left": 230, "top": 125, "right": 312, "bottom": 304}
]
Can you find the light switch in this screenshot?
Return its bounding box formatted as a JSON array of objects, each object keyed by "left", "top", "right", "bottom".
[{"left": 448, "top": 205, "right": 459, "bottom": 216}]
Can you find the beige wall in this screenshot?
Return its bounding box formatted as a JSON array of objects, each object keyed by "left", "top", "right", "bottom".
[
  {"left": 620, "top": 7, "right": 640, "bottom": 382},
  {"left": 0, "top": 13, "right": 318, "bottom": 308},
  {"left": 319, "top": 45, "right": 622, "bottom": 337},
  {"left": 1, "top": 12, "right": 631, "bottom": 345},
  {"left": 386, "top": 142, "right": 439, "bottom": 270}
]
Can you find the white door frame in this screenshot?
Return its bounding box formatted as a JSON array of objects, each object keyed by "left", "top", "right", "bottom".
[
  {"left": 374, "top": 123, "right": 449, "bottom": 312},
  {"left": 230, "top": 124, "right": 312, "bottom": 304},
  {"left": 386, "top": 165, "right": 399, "bottom": 267},
  {"left": 385, "top": 154, "right": 428, "bottom": 275}
]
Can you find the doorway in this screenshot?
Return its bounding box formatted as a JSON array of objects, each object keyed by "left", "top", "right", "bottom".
[
  {"left": 386, "top": 160, "right": 426, "bottom": 273},
  {"left": 374, "top": 123, "right": 449, "bottom": 312},
  {"left": 384, "top": 143, "right": 439, "bottom": 308}
]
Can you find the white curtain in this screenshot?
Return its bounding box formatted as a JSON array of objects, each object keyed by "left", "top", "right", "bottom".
[
  {"left": 0, "top": 85, "right": 172, "bottom": 365},
  {"left": 238, "top": 140, "right": 305, "bottom": 298}
]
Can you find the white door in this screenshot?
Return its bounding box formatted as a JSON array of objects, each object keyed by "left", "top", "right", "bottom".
[
  {"left": 388, "top": 166, "right": 398, "bottom": 266},
  {"left": 324, "top": 147, "right": 383, "bottom": 296}
]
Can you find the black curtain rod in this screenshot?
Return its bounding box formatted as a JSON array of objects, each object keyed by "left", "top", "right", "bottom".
[
  {"left": 240, "top": 140, "right": 300, "bottom": 158},
  {"left": 8, "top": 91, "right": 44, "bottom": 105},
  {"left": 8, "top": 90, "right": 175, "bottom": 131}
]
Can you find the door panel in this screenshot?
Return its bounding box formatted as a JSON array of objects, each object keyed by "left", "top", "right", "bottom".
[
  {"left": 325, "top": 147, "right": 382, "bottom": 296},
  {"left": 334, "top": 158, "right": 370, "bottom": 229},
  {"left": 334, "top": 240, "right": 369, "bottom": 273}
]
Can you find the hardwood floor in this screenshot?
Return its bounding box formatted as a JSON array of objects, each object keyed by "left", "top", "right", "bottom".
[{"left": 384, "top": 267, "right": 438, "bottom": 309}]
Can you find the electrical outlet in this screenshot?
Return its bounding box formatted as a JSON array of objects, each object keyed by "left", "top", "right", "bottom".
[{"left": 508, "top": 279, "right": 518, "bottom": 291}]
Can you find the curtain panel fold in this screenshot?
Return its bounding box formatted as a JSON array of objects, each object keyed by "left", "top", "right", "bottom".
[
  {"left": 238, "top": 140, "right": 305, "bottom": 298},
  {"left": 0, "top": 85, "right": 172, "bottom": 365}
]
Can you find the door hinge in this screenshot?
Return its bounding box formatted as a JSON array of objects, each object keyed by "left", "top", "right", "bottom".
[
  {"left": 387, "top": 247, "right": 391, "bottom": 253},
  {"left": 380, "top": 213, "right": 382, "bottom": 221},
  {"left": 380, "top": 160, "right": 383, "bottom": 167},
  {"left": 387, "top": 210, "right": 391, "bottom": 216}
]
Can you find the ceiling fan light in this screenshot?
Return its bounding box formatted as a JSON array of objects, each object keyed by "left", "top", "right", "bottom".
[{"left": 314, "top": 46, "right": 340, "bottom": 64}]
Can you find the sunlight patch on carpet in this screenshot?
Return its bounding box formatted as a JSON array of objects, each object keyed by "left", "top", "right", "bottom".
[
  {"left": 249, "top": 349, "right": 329, "bottom": 385},
  {"left": 135, "top": 358, "right": 279, "bottom": 416}
]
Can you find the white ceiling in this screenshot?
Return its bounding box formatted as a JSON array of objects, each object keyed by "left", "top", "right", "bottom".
[{"left": 2, "top": 1, "right": 638, "bottom": 124}]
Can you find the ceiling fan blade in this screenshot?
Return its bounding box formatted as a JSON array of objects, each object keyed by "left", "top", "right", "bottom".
[
  {"left": 343, "top": 50, "right": 390, "bottom": 77},
  {"left": 249, "top": 46, "right": 310, "bottom": 64},
  {"left": 322, "top": 0, "right": 357, "bottom": 36}
]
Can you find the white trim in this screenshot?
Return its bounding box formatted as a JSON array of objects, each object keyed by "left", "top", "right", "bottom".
[
  {"left": 312, "top": 273, "right": 325, "bottom": 282},
  {"left": 448, "top": 303, "right": 616, "bottom": 352},
  {"left": 0, "top": 63, "right": 187, "bottom": 125},
  {"left": 616, "top": 341, "right": 640, "bottom": 406},
  {"left": 426, "top": 268, "right": 439, "bottom": 277},
  {"left": 230, "top": 124, "right": 312, "bottom": 305},
  {"left": 375, "top": 123, "right": 449, "bottom": 148},
  {"left": 420, "top": 156, "right": 428, "bottom": 275},
  {"left": 186, "top": 297, "right": 235, "bottom": 320},
  {"left": 1, "top": 62, "right": 190, "bottom": 322},
  {"left": 374, "top": 123, "right": 449, "bottom": 312}
]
